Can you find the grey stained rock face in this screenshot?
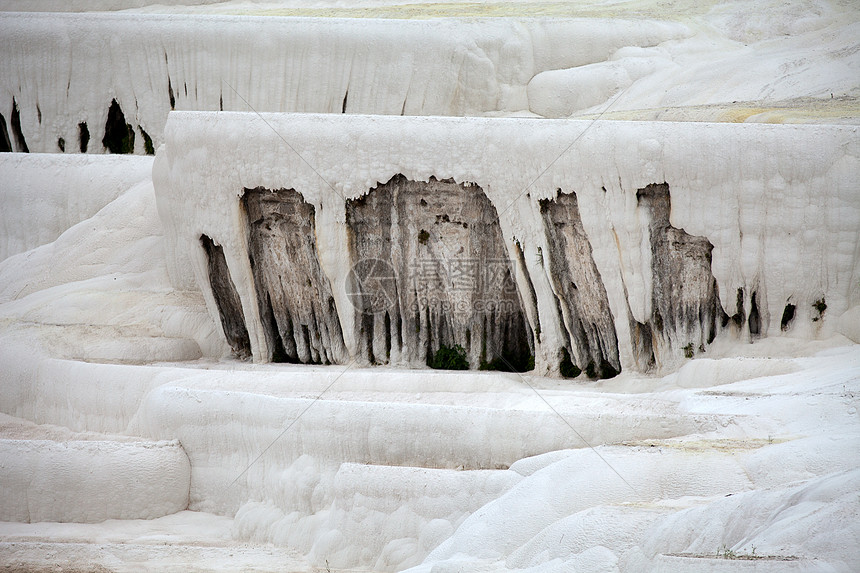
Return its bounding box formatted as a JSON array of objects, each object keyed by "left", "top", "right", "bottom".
[
  {"left": 636, "top": 183, "right": 722, "bottom": 358},
  {"left": 539, "top": 183, "right": 722, "bottom": 376},
  {"left": 540, "top": 191, "right": 621, "bottom": 379},
  {"left": 346, "top": 175, "right": 532, "bottom": 370},
  {"left": 244, "top": 187, "right": 347, "bottom": 364},
  {"left": 200, "top": 234, "right": 251, "bottom": 358},
  {"left": 204, "top": 179, "right": 725, "bottom": 374}
]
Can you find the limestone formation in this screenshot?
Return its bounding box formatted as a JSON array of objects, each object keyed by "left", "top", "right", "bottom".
[
  {"left": 637, "top": 183, "right": 722, "bottom": 359},
  {"left": 346, "top": 175, "right": 533, "bottom": 370},
  {"left": 200, "top": 234, "right": 251, "bottom": 358},
  {"left": 540, "top": 191, "right": 620, "bottom": 378},
  {"left": 244, "top": 187, "right": 347, "bottom": 364}
]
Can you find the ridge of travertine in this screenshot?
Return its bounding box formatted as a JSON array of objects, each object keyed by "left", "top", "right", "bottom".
[{"left": 154, "top": 112, "right": 860, "bottom": 376}]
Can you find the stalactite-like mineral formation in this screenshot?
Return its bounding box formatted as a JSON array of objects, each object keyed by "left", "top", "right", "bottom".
[
  {"left": 200, "top": 234, "right": 251, "bottom": 358},
  {"left": 540, "top": 191, "right": 621, "bottom": 378},
  {"left": 346, "top": 175, "right": 533, "bottom": 370},
  {"left": 243, "top": 188, "right": 347, "bottom": 365},
  {"left": 154, "top": 113, "right": 858, "bottom": 376},
  {"left": 637, "top": 183, "right": 722, "bottom": 358}
]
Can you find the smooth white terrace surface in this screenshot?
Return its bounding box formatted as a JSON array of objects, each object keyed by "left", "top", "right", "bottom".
[
  {"left": 1, "top": 0, "right": 859, "bottom": 572},
  {"left": 0, "top": 153, "right": 153, "bottom": 260},
  {"left": 0, "top": 435, "right": 190, "bottom": 524}
]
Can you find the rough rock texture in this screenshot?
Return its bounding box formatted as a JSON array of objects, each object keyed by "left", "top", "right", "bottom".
[
  {"left": 627, "top": 318, "right": 657, "bottom": 372},
  {"left": 637, "top": 183, "right": 722, "bottom": 359},
  {"left": 153, "top": 114, "right": 859, "bottom": 372},
  {"left": 541, "top": 191, "right": 620, "bottom": 378},
  {"left": 200, "top": 234, "right": 250, "bottom": 358},
  {"left": 244, "top": 187, "right": 346, "bottom": 364},
  {"left": 346, "top": 175, "right": 532, "bottom": 369}
]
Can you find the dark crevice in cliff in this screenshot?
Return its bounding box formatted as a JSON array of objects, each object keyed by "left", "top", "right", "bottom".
[
  {"left": 728, "top": 287, "right": 745, "bottom": 328},
  {"left": 513, "top": 241, "right": 541, "bottom": 343},
  {"left": 629, "top": 319, "right": 656, "bottom": 371},
  {"left": 812, "top": 297, "right": 827, "bottom": 322},
  {"left": 139, "top": 126, "right": 155, "bottom": 155},
  {"left": 748, "top": 290, "right": 761, "bottom": 338},
  {"left": 78, "top": 122, "right": 90, "bottom": 153},
  {"left": 359, "top": 312, "right": 378, "bottom": 364},
  {"left": 0, "top": 113, "right": 11, "bottom": 152},
  {"left": 780, "top": 302, "right": 796, "bottom": 331},
  {"left": 200, "top": 234, "right": 251, "bottom": 358},
  {"left": 102, "top": 99, "right": 135, "bottom": 154},
  {"left": 10, "top": 98, "right": 28, "bottom": 153},
  {"left": 168, "top": 77, "right": 176, "bottom": 110},
  {"left": 261, "top": 291, "right": 291, "bottom": 363},
  {"left": 636, "top": 183, "right": 723, "bottom": 357},
  {"left": 346, "top": 175, "right": 532, "bottom": 370},
  {"left": 540, "top": 191, "right": 620, "bottom": 379},
  {"left": 244, "top": 187, "right": 347, "bottom": 364}
]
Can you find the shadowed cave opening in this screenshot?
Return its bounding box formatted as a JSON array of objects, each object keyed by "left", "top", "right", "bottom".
[
  {"left": 78, "top": 122, "right": 90, "bottom": 153},
  {"left": 200, "top": 234, "right": 251, "bottom": 358},
  {"left": 346, "top": 175, "right": 533, "bottom": 371},
  {"left": 730, "top": 288, "right": 746, "bottom": 328},
  {"left": 244, "top": 187, "right": 347, "bottom": 365},
  {"left": 540, "top": 191, "right": 621, "bottom": 379},
  {"left": 629, "top": 319, "right": 656, "bottom": 372},
  {"left": 102, "top": 99, "right": 135, "bottom": 154},
  {"left": 10, "top": 98, "right": 28, "bottom": 152},
  {"left": 749, "top": 291, "right": 762, "bottom": 338},
  {"left": 781, "top": 302, "right": 796, "bottom": 331}
]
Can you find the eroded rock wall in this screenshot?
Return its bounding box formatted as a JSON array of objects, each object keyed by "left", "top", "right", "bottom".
[
  {"left": 541, "top": 191, "right": 620, "bottom": 378},
  {"left": 200, "top": 234, "right": 251, "bottom": 358},
  {"left": 244, "top": 188, "right": 346, "bottom": 365},
  {"left": 345, "top": 175, "right": 532, "bottom": 370},
  {"left": 637, "top": 183, "right": 722, "bottom": 360},
  {"left": 202, "top": 181, "right": 737, "bottom": 377},
  {"left": 154, "top": 114, "right": 859, "bottom": 377}
]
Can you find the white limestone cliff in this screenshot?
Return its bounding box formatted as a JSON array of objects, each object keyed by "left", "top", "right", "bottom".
[{"left": 153, "top": 112, "right": 860, "bottom": 375}]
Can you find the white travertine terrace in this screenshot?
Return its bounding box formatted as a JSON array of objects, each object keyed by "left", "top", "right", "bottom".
[
  {"left": 154, "top": 112, "right": 860, "bottom": 373},
  {"left": 1, "top": 1, "right": 859, "bottom": 571}
]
